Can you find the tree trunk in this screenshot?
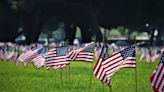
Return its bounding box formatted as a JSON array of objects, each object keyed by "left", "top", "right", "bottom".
[{"left": 64, "top": 23, "right": 76, "bottom": 45}]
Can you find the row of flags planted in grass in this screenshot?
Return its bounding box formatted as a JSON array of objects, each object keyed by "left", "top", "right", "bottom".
[
  {"left": 139, "top": 47, "right": 164, "bottom": 63},
  {"left": 0, "top": 42, "right": 163, "bottom": 92}
]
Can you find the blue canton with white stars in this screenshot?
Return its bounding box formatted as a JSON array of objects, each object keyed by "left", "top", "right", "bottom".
[
  {"left": 160, "top": 52, "right": 164, "bottom": 64},
  {"left": 38, "top": 48, "right": 45, "bottom": 54},
  {"left": 56, "top": 47, "right": 67, "bottom": 56},
  {"left": 83, "top": 43, "right": 95, "bottom": 53},
  {"left": 120, "top": 46, "right": 135, "bottom": 59}
]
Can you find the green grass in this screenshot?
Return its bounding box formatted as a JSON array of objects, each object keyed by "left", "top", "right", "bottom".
[{"left": 0, "top": 55, "right": 159, "bottom": 92}]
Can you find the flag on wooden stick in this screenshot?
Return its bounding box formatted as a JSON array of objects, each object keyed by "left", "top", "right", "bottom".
[
  {"left": 101, "top": 45, "right": 136, "bottom": 80},
  {"left": 94, "top": 45, "right": 136, "bottom": 87},
  {"left": 45, "top": 47, "right": 69, "bottom": 69},
  {"left": 93, "top": 46, "right": 111, "bottom": 86},
  {"left": 150, "top": 52, "right": 164, "bottom": 92},
  {"left": 32, "top": 54, "right": 45, "bottom": 69},
  {"left": 18, "top": 47, "right": 45, "bottom": 66}
]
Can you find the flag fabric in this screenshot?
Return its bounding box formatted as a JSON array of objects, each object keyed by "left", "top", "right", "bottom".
[
  {"left": 139, "top": 48, "right": 147, "bottom": 62},
  {"left": 102, "top": 46, "right": 136, "bottom": 80},
  {"left": 146, "top": 49, "right": 152, "bottom": 63},
  {"left": 18, "top": 47, "right": 45, "bottom": 66},
  {"left": 67, "top": 49, "right": 82, "bottom": 61},
  {"left": 7, "top": 50, "right": 18, "bottom": 62},
  {"left": 32, "top": 54, "right": 45, "bottom": 69},
  {"left": 161, "top": 48, "right": 164, "bottom": 53},
  {"left": 151, "top": 49, "right": 161, "bottom": 62},
  {"left": 67, "top": 42, "right": 95, "bottom": 62},
  {"left": 24, "top": 47, "right": 45, "bottom": 61},
  {"left": 75, "top": 42, "right": 94, "bottom": 62},
  {"left": 44, "top": 48, "right": 56, "bottom": 69},
  {"left": 45, "top": 47, "right": 69, "bottom": 69},
  {"left": 0, "top": 49, "right": 4, "bottom": 59},
  {"left": 17, "top": 49, "right": 29, "bottom": 63},
  {"left": 93, "top": 46, "right": 111, "bottom": 86},
  {"left": 150, "top": 52, "right": 164, "bottom": 92},
  {"left": 3, "top": 48, "right": 10, "bottom": 60},
  {"left": 17, "top": 48, "right": 33, "bottom": 63},
  {"left": 94, "top": 47, "right": 102, "bottom": 61},
  {"left": 94, "top": 45, "right": 135, "bottom": 84}
]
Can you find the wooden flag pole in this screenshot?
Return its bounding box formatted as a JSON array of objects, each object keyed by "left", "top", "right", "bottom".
[{"left": 109, "top": 79, "right": 112, "bottom": 92}]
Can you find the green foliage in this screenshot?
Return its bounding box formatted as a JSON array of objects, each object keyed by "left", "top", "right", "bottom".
[
  {"left": 109, "top": 26, "right": 129, "bottom": 36},
  {"left": 117, "top": 26, "right": 129, "bottom": 35},
  {"left": 52, "top": 29, "right": 65, "bottom": 42},
  {"left": 0, "top": 54, "right": 158, "bottom": 92},
  {"left": 39, "top": 33, "right": 47, "bottom": 39},
  {"left": 130, "top": 32, "right": 139, "bottom": 39},
  {"left": 75, "top": 27, "right": 82, "bottom": 39},
  {"left": 109, "top": 29, "right": 121, "bottom": 36},
  {"left": 9, "top": 0, "right": 36, "bottom": 12}
]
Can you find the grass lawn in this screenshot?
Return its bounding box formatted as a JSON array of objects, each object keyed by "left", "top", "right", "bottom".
[{"left": 0, "top": 55, "right": 159, "bottom": 92}]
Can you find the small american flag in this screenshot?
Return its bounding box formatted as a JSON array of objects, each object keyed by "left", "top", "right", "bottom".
[
  {"left": 17, "top": 49, "right": 29, "bottom": 63},
  {"left": 94, "top": 45, "right": 136, "bottom": 83},
  {"left": 32, "top": 54, "right": 45, "bottom": 69},
  {"left": 19, "top": 47, "right": 45, "bottom": 66},
  {"left": 67, "top": 42, "right": 95, "bottom": 62},
  {"left": 0, "top": 49, "right": 4, "bottom": 59},
  {"left": 151, "top": 49, "right": 161, "bottom": 62},
  {"left": 139, "top": 48, "right": 147, "bottom": 62},
  {"left": 94, "top": 46, "right": 111, "bottom": 86},
  {"left": 3, "top": 48, "right": 10, "bottom": 60},
  {"left": 102, "top": 46, "right": 136, "bottom": 80},
  {"left": 24, "top": 47, "right": 45, "bottom": 62},
  {"left": 94, "top": 48, "right": 100, "bottom": 61},
  {"left": 45, "top": 47, "right": 69, "bottom": 69},
  {"left": 7, "top": 50, "right": 18, "bottom": 61},
  {"left": 150, "top": 52, "right": 164, "bottom": 92}
]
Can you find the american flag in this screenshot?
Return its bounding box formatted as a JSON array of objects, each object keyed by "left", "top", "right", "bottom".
[
  {"left": 7, "top": 50, "right": 18, "bottom": 61},
  {"left": 68, "top": 42, "right": 95, "bottom": 62},
  {"left": 93, "top": 46, "right": 111, "bottom": 86},
  {"left": 17, "top": 49, "right": 29, "bottom": 63},
  {"left": 95, "top": 45, "right": 135, "bottom": 83},
  {"left": 139, "top": 48, "right": 147, "bottom": 62},
  {"left": 45, "top": 47, "right": 69, "bottom": 69},
  {"left": 151, "top": 49, "right": 161, "bottom": 62},
  {"left": 102, "top": 46, "right": 136, "bottom": 80},
  {"left": 32, "top": 54, "right": 45, "bottom": 69},
  {"left": 24, "top": 47, "right": 45, "bottom": 62},
  {"left": 3, "top": 48, "right": 10, "bottom": 60},
  {"left": 0, "top": 48, "right": 5, "bottom": 59},
  {"left": 146, "top": 49, "right": 152, "bottom": 63},
  {"left": 18, "top": 47, "right": 45, "bottom": 66},
  {"left": 150, "top": 52, "right": 164, "bottom": 92},
  {"left": 94, "top": 47, "right": 102, "bottom": 61}
]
